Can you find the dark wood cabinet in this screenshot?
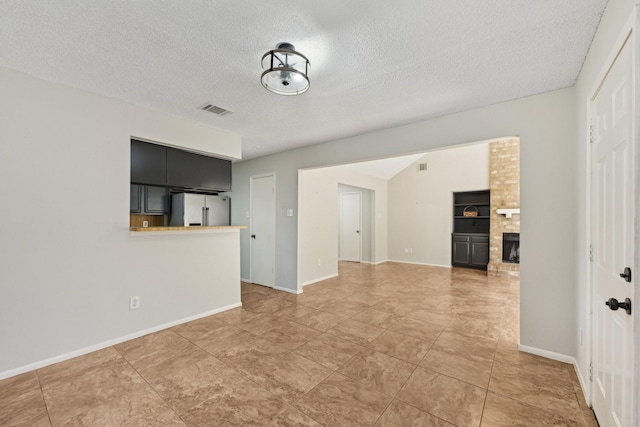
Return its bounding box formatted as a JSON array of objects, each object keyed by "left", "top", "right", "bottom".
[
  {"left": 130, "top": 184, "right": 142, "bottom": 213},
  {"left": 452, "top": 233, "right": 489, "bottom": 269},
  {"left": 130, "top": 139, "right": 232, "bottom": 192},
  {"left": 166, "top": 147, "right": 231, "bottom": 191},
  {"left": 144, "top": 186, "right": 170, "bottom": 214},
  {"left": 452, "top": 190, "right": 490, "bottom": 269},
  {"left": 131, "top": 140, "right": 167, "bottom": 186},
  {"left": 130, "top": 184, "right": 169, "bottom": 215}
]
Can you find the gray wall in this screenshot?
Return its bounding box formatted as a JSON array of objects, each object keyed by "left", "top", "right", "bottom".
[
  {"left": 230, "top": 87, "right": 577, "bottom": 357},
  {"left": 0, "top": 67, "right": 242, "bottom": 376}
]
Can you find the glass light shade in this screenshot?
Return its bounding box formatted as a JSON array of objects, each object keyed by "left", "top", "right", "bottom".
[{"left": 261, "top": 44, "right": 310, "bottom": 96}]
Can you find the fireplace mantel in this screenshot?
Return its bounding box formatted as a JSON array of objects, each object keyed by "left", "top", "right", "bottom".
[{"left": 496, "top": 208, "right": 520, "bottom": 219}]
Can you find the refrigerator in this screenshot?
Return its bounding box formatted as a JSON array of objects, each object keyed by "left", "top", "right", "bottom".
[{"left": 169, "top": 193, "right": 230, "bottom": 226}]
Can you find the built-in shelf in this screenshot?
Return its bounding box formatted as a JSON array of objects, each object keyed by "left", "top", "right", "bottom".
[
  {"left": 496, "top": 208, "right": 520, "bottom": 219},
  {"left": 452, "top": 190, "right": 490, "bottom": 270}
]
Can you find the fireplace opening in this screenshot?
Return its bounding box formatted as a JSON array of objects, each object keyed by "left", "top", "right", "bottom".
[{"left": 502, "top": 233, "right": 520, "bottom": 263}]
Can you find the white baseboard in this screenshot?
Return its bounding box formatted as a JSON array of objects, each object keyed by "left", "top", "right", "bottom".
[
  {"left": 372, "top": 260, "right": 389, "bottom": 265},
  {"left": 0, "top": 302, "right": 242, "bottom": 381},
  {"left": 241, "top": 278, "right": 251, "bottom": 283},
  {"left": 272, "top": 285, "right": 302, "bottom": 295},
  {"left": 387, "top": 259, "right": 452, "bottom": 269},
  {"left": 302, "top": 273, "right": 339, "bottom": 287},
  {"left": 518, "top": 344, "right": 576, "bottom": 365},
  {"left": 573, "top": 361, "right": 591, "bottom": 406}
]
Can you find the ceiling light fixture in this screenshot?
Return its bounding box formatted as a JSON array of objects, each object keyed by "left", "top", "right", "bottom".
[{"left": 261, "top": 42, "right": 310, "bottom": 96}]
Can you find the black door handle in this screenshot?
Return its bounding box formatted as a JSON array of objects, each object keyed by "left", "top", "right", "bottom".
[
  {"left": 619, "top": 267, "right": 632, "bottom": 282},
  {"left": 356, "top": 230, "right": 360, "bottom": 233},
  {"left": 605, "top": 297, "right": 632, "bottom": 315},
  {"left": 251, "top": 234, "right": 256, "bottom": 239}
]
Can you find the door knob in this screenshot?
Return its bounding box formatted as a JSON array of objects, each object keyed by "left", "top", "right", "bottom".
[
  {"left": 619, "top": 267, "right": 632, "bottom": 282},
  {"left": 605, "top": 297, "right": 632, "bottom": 315},
  {"left": 251, "top": 234, "right": 256, "bottom": 239},
  {"left": 356, "top": 230, "right": 360, "bottom": 233}
]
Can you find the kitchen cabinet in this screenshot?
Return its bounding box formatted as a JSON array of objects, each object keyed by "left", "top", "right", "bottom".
[
  {"left": 130, "top": 184, "right": 169, "bottom": 215},
  {"left": 451, "top": 190, "right": 490, "bottom": 269},
  {"left": 452, "top": 233, "right": 489, "bottom": 269},
  {"left": 130, "top": 139, "right": 232, "bottom": 192},
  {"left": 130, "top": 184, "right": 142, "bottom": 213},
  {"left": 131, "top": 140, "right": 167, "bottom": 186},
  {"left": 166, "top": 147, "right": 231, "bottom": 192}
]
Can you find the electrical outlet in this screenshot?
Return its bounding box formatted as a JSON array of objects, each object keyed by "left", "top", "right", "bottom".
[
  {"left": 317, "top": 258, "right": 322, "bottom": 266},
  {"left": 129, "top": 296, "right": 140, "bottom": 310},
  {"left": 408, "top": 248, "right": 413, "bottom": 254},
  {"left": 142, "top": 220, "right": 149, "bottom": 228},
  {"left": 404, "top": 248, "right": 409, "bottom": 254}
]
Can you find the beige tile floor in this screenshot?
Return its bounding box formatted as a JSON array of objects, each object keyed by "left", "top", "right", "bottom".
[{"left": 1, "top": 262, "right": 598, "bottom": 426}]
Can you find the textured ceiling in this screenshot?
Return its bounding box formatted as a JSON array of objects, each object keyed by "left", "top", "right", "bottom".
[{"left": 1, "top": 1, "right": 606, "bottom": 160}]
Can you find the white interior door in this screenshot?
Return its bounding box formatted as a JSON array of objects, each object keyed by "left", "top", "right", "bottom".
[
  {"left": 591, "top": 33, "right": 635, "bottom": 427},
  {"left": 250, "top": 174, "right": 275, "bottom": 287},
  {"left": 340, "top": 192, "right": 361, "bottom": 262}
]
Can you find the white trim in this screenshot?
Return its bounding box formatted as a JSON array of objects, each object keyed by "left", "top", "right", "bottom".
[
  {"left": 240, "top": 278, "right": 251, "bottom": 283},
  {"left": 518, "top": 344, "right": 576, "bottom": 364},
  {"left": 0, "top": 302, "right": 241, "bottom": 381},
  {"left": 272, "top": 285, "right": 303, "bottom": 295},
  {"left": 574, "top": 362, "right": 591, "bottom": 407},
  {"left": 372, "top": 259, "right": 388, "bottom": 265},
  {"left": 249, "top": 172, "right": 276, "bottom": 287},
  {"left": 302, "top": 273, "right": 339, "bottom": 286},
  {"left": 387, "top": 259, "right": 453, "bottom": 269}
]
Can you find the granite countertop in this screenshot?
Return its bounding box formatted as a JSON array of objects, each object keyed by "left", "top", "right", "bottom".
[{"left": 130, "top": 225, "right": 247, "bottom": 232}]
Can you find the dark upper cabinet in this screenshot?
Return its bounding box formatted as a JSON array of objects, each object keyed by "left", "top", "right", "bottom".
[
  {"left": 131, "top": 140, "right": 167, "bottom": 186},
  {"left": 166, "top": 147, "right": 231, "bottom": 191}
]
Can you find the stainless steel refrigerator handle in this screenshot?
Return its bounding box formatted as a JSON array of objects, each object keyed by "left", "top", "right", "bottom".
[
  {"left": 202, "top": 207, "right": 206, "bottom": 227},
  {"left": 205, "top": 207, "right": 210, "bottom": 226}
]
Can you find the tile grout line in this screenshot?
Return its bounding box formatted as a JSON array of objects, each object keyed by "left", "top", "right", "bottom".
[
  {"left": 174, "top": 318, "right": 329, "bottom": 426},
  {"left": 111, "top": 344, "right": 192, "bottom": 427},
  {"left": 33, "top": 369, "right": 54, "bottom": 427}
]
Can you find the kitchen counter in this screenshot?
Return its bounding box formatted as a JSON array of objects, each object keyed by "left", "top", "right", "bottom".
[{"left": 130, "top": 225, "right": 247, "bottom": 232}]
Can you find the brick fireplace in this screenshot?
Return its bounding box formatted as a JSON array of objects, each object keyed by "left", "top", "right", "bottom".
[{"left": 487, "top": 138, "right": 520, "bottom": 275}]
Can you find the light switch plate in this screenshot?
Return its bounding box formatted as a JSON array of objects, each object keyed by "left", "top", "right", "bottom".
[{"left": 287, "top": 209, "right": 294, "bottom": 217}]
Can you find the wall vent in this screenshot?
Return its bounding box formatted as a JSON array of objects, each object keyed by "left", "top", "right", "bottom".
[
  {"left": 418, "top": 163, "right": 428, "bottom": 171},
  {"left": 199, "top": 103, "right": 233, "bottom": 116}
]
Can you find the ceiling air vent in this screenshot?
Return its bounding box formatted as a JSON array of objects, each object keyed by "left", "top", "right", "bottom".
[
  {"left": 199, "top": 103, "right": 233, "bottom": 116},
  {"left": 418, "top": 163, "right": 428, "bottom": 171}
]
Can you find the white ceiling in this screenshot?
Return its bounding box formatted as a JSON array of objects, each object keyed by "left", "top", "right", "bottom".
[{"left": 1, "top": 1, "right": 606, "bottom": 160}]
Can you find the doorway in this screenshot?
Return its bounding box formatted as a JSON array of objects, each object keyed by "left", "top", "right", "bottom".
[
  {"left": 250, "top": 173, "right": 275, "bottom": 287},
  {"left": 589, "top": 30, "right": 635, "bottom": 427},
  {"left": 339, "top": 191, "right": 362, "bottom": 262}
]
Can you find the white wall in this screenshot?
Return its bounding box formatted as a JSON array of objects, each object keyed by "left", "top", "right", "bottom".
[
  {"left": 298, "top": 167, "right": 388, "bottom": 288},
  {"left": 338, "top": 184, "right": 374, "bottom": 264},
  {"left": 231, "top": 87, "right": 577, "bottom": 358},
  {"left": 573, "top": 0, "right": 638, "bottom": 402},
  {"left": 0, "top": 67, "right": 242, "bottom": 377},
  {"left": 388, "top": 143, "right": 490, "bottom": 267}
]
